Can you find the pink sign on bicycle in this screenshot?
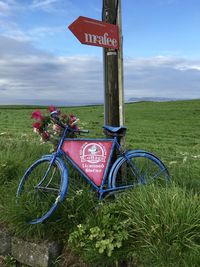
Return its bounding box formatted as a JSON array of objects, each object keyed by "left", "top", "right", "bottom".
[{"left": 62, "top": 140, "right": 113, "bottom": 186}]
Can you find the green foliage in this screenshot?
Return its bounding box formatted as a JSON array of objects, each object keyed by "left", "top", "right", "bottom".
[
  {"left": 3, "top": 255, "right": 16, "bottom": 267},
  {"left": 67, "top": 184, "right": 200, "bottom": 267},
  {"left": 68, "top": 204, "right": 129, "bottom": 266},
  {"left": 67, "top": 185, "right": 200, "bottom": 267}
]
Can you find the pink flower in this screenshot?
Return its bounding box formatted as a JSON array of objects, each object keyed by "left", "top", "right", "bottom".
[
  {"left": 42, "top": 131, "right": 50, "bottom": 140},
  {"left": 62, "top": 114, "right": 68, "bottom": 120},
  {"left": 69, "top": 114, "right": 79, "bottom": 127},
  {"left": 33, "top": 121, "right": 41, "bottom": 130},
  {"left": 32, "top": 106, "right": 80, "bottom": 142},
  {"left": 31, "top": 110, "right": 42, "bottom": 120},
  {"left": 49, "top": 105, "right": 56, "bottom": 113},
  {"left": 53, "top": 124, "right": 61, "bottom": 133},
  {"left": 69, "top": 114, "right": 76, "bottom": 123},
  {"left": 33, "top": 128, "right": 39, "bottom": 133}
]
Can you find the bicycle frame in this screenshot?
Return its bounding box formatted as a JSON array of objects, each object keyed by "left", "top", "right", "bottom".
[{"left": 50, "top": 125, "right": 125, "bottom": 198}]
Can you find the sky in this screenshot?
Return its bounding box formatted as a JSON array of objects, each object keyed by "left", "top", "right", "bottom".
[{"left": 0, "top": 0, "right": 200, "bottom": 105}]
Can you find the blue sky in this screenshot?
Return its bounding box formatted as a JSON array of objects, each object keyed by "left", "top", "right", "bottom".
[{"left": 0, "top": 0, "right": 200, "bottom": 105}]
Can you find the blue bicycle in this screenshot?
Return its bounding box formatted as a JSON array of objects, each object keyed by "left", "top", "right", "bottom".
[{"left": 16, "top": 110, "right": 170, "bottom": 224}]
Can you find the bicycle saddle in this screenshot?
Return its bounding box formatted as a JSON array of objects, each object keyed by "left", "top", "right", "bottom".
[{"left": 103, "top": 125, "right": 127, "bottom": 134}]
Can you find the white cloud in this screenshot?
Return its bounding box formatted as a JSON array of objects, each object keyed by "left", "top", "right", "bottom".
[
  {"left": 0, "top": 20, "right": 29, "bottom": 41},
  {"left": 124, "top": 56, "right": 200, "bottom": 100},
  {"left": 0, "top": 0, "right": 71, "bottom": 43},
  {"left": 0, "top": 1, "right": 10, "bottom": 15},
  {"left": 0, "top": 0, "right": 59, "bottom": 15},
  {"left": 131, "top": 56, "right": 200, "bottom": 75},
  {"left": 30, "top": 0, "right": 75, "bottom": 14},
  {"left": 28, "top": 26, "right": 63, "bottom": 40},
  {"left": 0, "top": 0, "right": 26, "bottom": 15},
  {"left": 31, "top": 0, "right": 58, "bottom": 11},
  {"left": 0, "top": 37, "right": 103, "bottom": 105},
  {"left": 0, "top": 36, "right": 200, "bottom": 106},
  {"left": 0, "top": 18, "right": 64, "bottom": 43}
]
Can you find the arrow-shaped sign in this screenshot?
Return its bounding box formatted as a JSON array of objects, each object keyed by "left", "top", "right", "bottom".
[{"left": 68, "top": 16, "right": 119, "bottom": 50}]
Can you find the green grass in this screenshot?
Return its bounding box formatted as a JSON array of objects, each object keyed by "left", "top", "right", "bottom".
[
  {"left": 0, "top": 100, "right": 200, "bottom": 266},
  {"left": 68, "top": 184, "right": 200, "bottom": 267}
]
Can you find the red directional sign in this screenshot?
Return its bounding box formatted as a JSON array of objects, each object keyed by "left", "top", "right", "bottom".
[{"left": 68, "top": 16, "right": 119, "bottom": 50}]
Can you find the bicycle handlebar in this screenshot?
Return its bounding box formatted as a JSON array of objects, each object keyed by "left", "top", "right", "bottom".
[{"left": 50, "top": 110, "right": 89, "bottom": 134}]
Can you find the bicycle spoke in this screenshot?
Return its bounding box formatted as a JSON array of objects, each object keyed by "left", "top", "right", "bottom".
[
  {"left": 111, "top": 152, "right": 170, "bottom": 188},
  {"left": 17, "top": 158, "right": 65, "bottom": 224}
]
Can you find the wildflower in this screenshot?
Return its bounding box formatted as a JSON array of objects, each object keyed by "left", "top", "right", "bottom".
[
  {"left": 31, "top": 110, "right": 42, "bottom": 120},
  {"left": 183, "top": 156, "right": 187, "bottom": 163},
  {"left": 69, "top": 114, "right": 80, "bottom": 130},
  {"left": 76, "top": 189, "right": 83, "bottom": 196},
  {"left": 33, "top": 128, "right": 39, "bottom": 133},
  {"left": 33, "top": 121, "right": 41, "bottom": 130},
  {"left": 42, "top": 131, "right": 50, "bottom": 140},
  {"left": 52, "top": 124, "right": 62, "bottom": 133},
  {"left": 31, "top": 106, "right": 80, "bottom": 143},
  {"left": 62, "top": 114, "right": 68, "bottom": 120},
  {"left": 49, "top": 105, "right": 56, "bottom": 113},
  {"left": 0, "top": 132, "right": 7, "bottom": 136},
  {"left": 69, "top": 114, "right": 77, "bottom": 124}
]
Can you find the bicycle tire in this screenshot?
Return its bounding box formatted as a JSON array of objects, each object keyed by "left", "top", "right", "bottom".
[
  {"left": 110, "top": 151, "right": 170, "bottom": 188},
  {"left": 16, "top": 156, "right": 68, "bottom": 224}
]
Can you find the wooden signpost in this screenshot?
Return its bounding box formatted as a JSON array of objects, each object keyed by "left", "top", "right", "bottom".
[
  {"left": 102, "top": 0, "right": 124, "bottom": 128},
  {"left": 68, "top": 0, "right": 124, "bottom": 146}
]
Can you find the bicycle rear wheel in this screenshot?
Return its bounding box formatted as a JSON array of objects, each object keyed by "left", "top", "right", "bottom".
[
  {"left": 110, "top": 152, "right": 170, "bottom": 188},
  {"left": 16, "top": 156, "right": 68, "bottom": 224}
]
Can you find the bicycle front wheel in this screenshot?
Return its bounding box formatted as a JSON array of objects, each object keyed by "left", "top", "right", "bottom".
[
  {"left": 110, "top": 152, "right": 170, "bottom": 188},
  {"left": 16, "top": 157, "right": 68, "bottom": 224}
]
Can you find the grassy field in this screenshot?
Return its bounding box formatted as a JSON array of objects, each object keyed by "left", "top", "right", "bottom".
[{"left": 0, "top": 100, "right": 199, "bottom": 266}]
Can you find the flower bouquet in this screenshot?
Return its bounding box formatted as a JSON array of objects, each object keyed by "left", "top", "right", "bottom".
[{"left": 31, "top": 105, "right": 79, "bottom": 147}]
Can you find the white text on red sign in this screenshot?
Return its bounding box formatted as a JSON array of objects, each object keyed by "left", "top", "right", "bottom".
[{"left": 84, "top": 32, "right": 118, "bottom": 48}]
